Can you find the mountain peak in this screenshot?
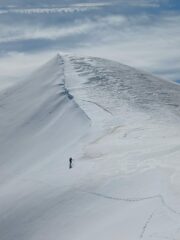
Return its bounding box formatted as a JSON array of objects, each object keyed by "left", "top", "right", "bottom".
[{"left": 0, "top": 54, "right": 180, "bottom": 240}]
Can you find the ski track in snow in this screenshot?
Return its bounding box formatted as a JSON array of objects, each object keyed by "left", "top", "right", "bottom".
[
  {"left": 79, "top": 190, "right": 180, "bottom": 216},
  {"left": 140, "top": 211, "right": 155, "bottom": 239}
]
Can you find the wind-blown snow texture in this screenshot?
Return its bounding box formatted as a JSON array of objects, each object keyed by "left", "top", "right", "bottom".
[{"left": 0, "top": 54, "right": 180, "bottom": 240}]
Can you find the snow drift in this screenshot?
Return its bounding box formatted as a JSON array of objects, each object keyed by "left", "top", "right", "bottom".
[{"left": 0, "top": 54, "right": 180, "bottom": 240}]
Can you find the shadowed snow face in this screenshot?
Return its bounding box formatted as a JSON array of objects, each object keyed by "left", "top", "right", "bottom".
[{"left": 0, "top": 0, "right": 180, "bottom": 85}]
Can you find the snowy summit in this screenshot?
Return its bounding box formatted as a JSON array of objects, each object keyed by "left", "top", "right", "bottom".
[{"left": 0, "top": 54, "right": 180, "bottom": 240}]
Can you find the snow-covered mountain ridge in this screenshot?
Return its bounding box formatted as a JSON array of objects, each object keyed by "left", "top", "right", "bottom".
[
  {"left": 62, "top": 54, "right": 180, "bottom": 122},
  {"left": 0, "top": 54, "right": 180, "bottom": 240}
]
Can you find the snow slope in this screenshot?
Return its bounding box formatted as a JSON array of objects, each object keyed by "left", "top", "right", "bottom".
[{"left": 0, "top": 54, "right": 180, "bottom": 240}]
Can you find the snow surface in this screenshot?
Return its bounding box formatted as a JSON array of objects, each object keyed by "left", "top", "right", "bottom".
[{"left": 0, "top": 54, "right": 180, "bottom": 240}]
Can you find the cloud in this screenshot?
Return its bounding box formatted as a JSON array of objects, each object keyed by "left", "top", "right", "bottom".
[
  {"left": 124, "top": 0, "right": 161, "bottom": 7},
  {"left": 0, "top": 7, "right": 95, "bottom": 15},
  {"left": 0, "top": 1, "right": 179, "bottom": 83},
  {"left": 73, "top": 13, "right": 180, "bottom": 81},
  {"left": 0, "top": 0, "right": 169, "bottom": 16},
  {"left": 0, "top": 14, "right": 127, "bottom": 45},
  {"left": 0, "top": 22, "right": 94, "bottom": 43},
  {"left": 0, "top": 3, "right": 112, "bottom": 15}
]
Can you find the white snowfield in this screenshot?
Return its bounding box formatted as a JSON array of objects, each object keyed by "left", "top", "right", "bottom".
[{"left": 0, "top": 54, "right": 180, "bottom": 240}]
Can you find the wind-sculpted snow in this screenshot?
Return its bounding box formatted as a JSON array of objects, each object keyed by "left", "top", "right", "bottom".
[
  {"left": 0, "top": 54, "right": 180, "bottom": 240},
  {"left": 64, "top": 55, "right": 180, "bottom": 123}
]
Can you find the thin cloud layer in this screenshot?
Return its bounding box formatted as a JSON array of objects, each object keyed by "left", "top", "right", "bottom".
[{"left": 0, "top": 0, "right": 179, "bottom": 83}]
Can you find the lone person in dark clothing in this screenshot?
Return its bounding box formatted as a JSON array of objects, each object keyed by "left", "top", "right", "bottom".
[{"left": 69, "top": 157, "right": 73, "bottom": 169}]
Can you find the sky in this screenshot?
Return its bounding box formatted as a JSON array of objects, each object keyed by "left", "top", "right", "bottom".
[{"left": 0, "top": 0, "right": 179, "bottom": 88}]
